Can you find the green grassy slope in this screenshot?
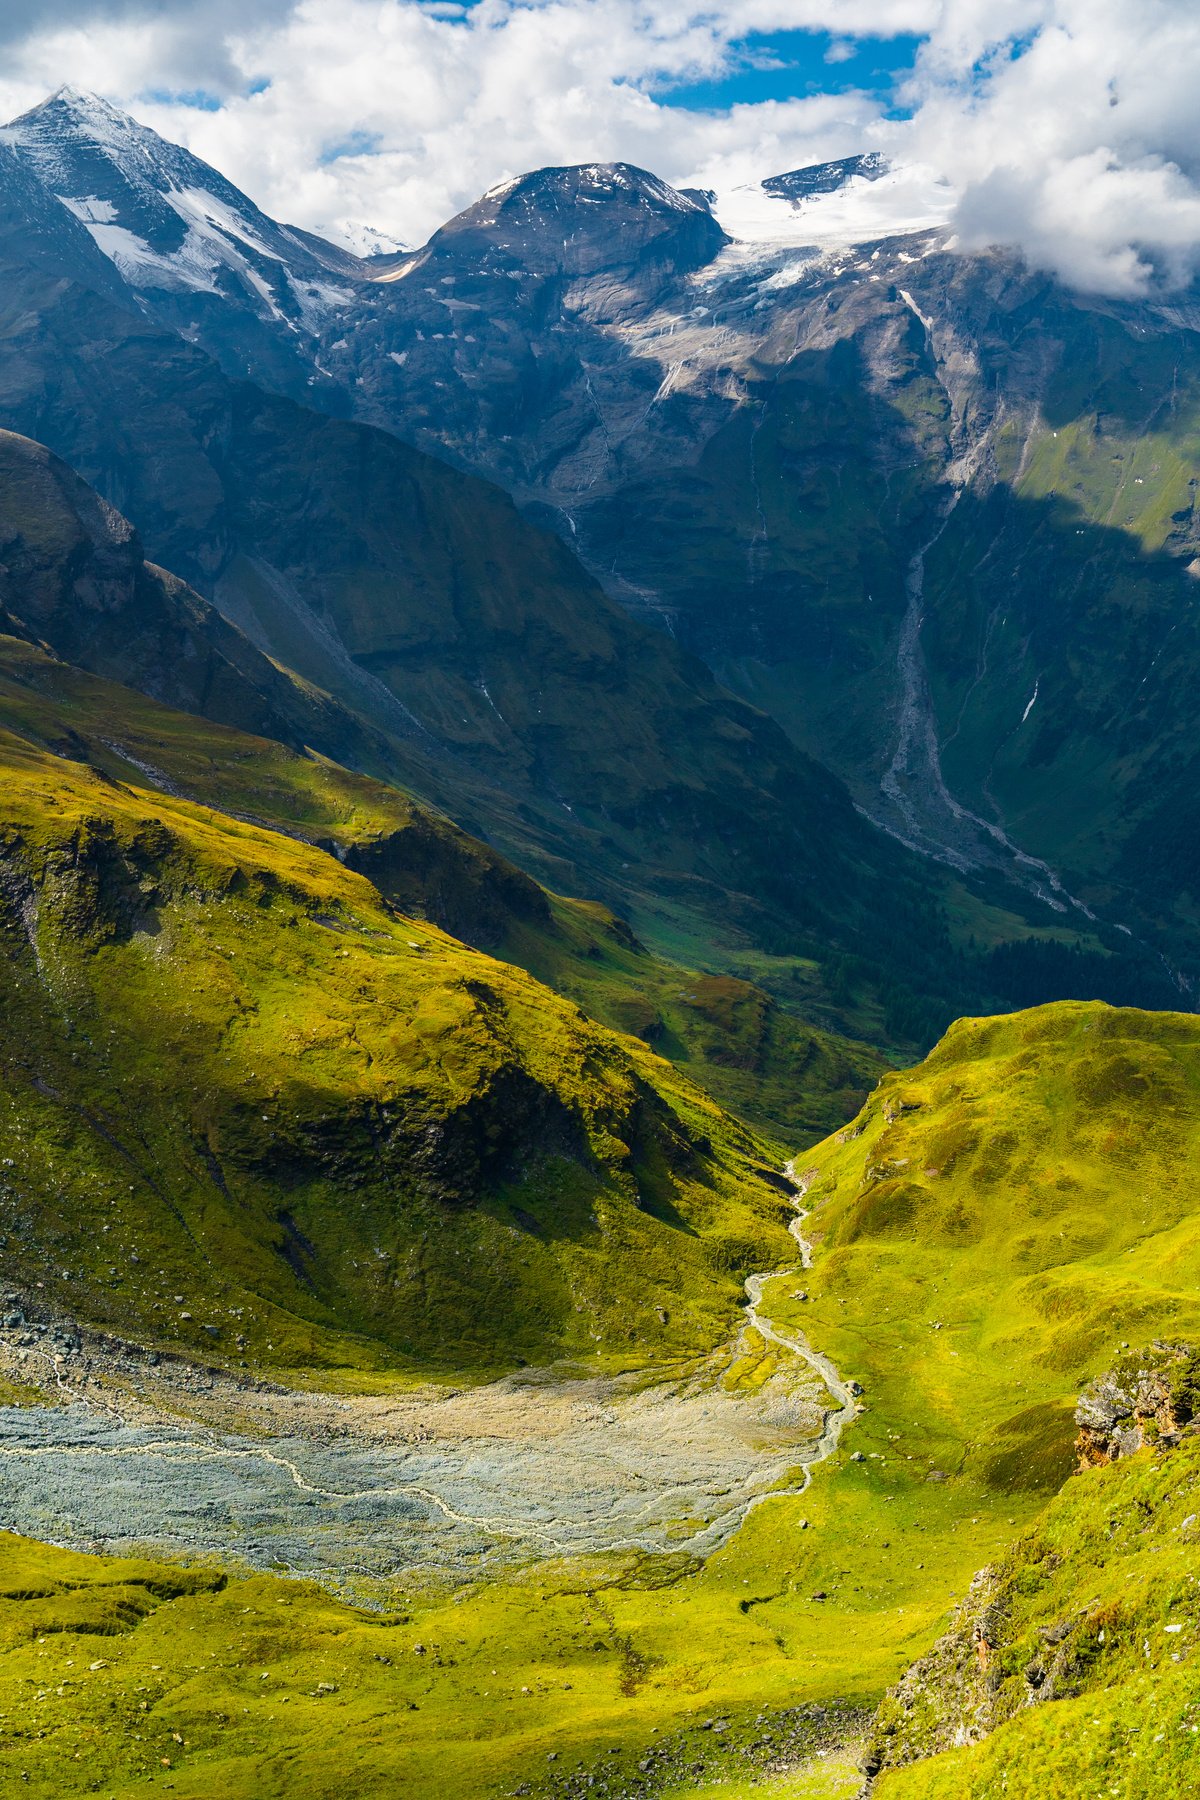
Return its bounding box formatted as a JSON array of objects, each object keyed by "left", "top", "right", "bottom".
[
  {"left": 0, "top": 697, "right": 806, "bottom": 1377},
  {"left": 0, "top": 631, "right": 883, "bottom": 1145},
  {"left": 647, "top": 1000, "right": 1200, "bottom": 1797},
  {"left": 3, "top": 1002, "right": 1200, "bottom": 1798},
  {"left": 0, "top": 1526, "right": 870, "bottom": 1800},
  {"left": 794, "top": 1000, "right": 1200, "bottom": 1486}
]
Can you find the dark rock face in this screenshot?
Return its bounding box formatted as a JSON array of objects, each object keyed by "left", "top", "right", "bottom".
[
  {"left": 761, "top": 151, "right": 889, "bottom": 203},
  {"left": 340, "top": 815, "right": 551, "bottom": 951},
  {"left": 0, "top": 428, "right": 362, "bottom": 751},
  {"left": 0, "top": 137, "right": 132, "bottom": 303}
]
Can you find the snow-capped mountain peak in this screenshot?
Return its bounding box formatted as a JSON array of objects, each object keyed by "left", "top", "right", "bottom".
[
  {"left": 709, "top": 153, "right": 954, "bottom": 249},
  {"left": 0, "top": 89, "right": 362, "bottom": 330},
  {"left": 375, "top": 161, "right": 727, "bottom": 286}
]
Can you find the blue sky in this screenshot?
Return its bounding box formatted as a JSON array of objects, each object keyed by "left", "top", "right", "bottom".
[{"left": 658, "top": 28, "right": 923, "bottom": 113}]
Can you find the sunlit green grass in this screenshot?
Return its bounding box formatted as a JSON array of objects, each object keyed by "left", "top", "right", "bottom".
[
  {"left": 3, "top": 1003, "right": 1200, "bottom": 1794},
  {"left": 0, "top": 699, "right": 802, "bottom": 1378}
]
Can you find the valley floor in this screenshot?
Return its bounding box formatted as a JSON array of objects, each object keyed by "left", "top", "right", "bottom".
[
  {"left": 3, "top": 1002, "right": 1197, "bottom": 1799},
  {"left": 0, "top": 1218, "right": 893, "bottom": 1800},
  {"left": 0, "top": 1289, "right": 837, "bottom": 1592}
]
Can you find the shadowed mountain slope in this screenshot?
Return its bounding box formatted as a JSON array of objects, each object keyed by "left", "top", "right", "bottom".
[
  {"left": 0, "top": 227, "right": 995, "bottom": 1043},
  {"left": 0, "top": 426, "right": 389, "bottom": 764}
]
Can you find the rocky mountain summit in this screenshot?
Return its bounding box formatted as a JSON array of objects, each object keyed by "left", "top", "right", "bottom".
[
  {"left": 3, "top": 86, "right": 361, "bottom": 298},
  {"left": 1, "top": 85, "right": 365, "bottom": 396},
  {"left": 374, "top": 161, "right": 727, "bottom": 284}
]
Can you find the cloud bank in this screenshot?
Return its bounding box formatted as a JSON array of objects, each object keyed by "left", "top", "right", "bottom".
[
  {"left": 0, "top": 0, "right": 1196, "bottom": 294},
  {"left": 906, "top": 0, "right": 1200, "bottom": 295}
]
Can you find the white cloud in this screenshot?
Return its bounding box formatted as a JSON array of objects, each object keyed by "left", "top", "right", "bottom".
[
  {"left": 0, "top": 0, "right": 1196, "bottom": 296},
  {"left": 0, "top": 2, "right": 903, "bottom": 243},
  {"left": 905, "top": 0, "right": 1200, "bottom": 293}
]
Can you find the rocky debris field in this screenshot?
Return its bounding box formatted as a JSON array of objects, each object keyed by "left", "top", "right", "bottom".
[{"left": 0, "top": 1295, "right": 836, "bottom": 1595}]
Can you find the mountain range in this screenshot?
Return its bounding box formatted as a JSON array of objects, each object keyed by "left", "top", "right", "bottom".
[
  {"left": 5, "top": 89, "right": 1195, "bottom": 992},
  {"left": 0, "top": 88, "right": 1186, "bottom": 1030},
  {"left": 0, "top": 80, "right": 1195, "bottom": 1800}
]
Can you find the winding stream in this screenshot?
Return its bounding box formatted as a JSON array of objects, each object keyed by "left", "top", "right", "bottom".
[{"left": 744, "top": 1170, "right": 859, "bottom": 1490}]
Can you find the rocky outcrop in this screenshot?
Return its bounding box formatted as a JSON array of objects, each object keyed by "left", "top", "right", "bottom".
[
  {"left": 339, "top": 814, "right": 550, "bottom": 950},
  {"left": 1075, "top": 1342, "right": 1200, "bottom": 1463},
  {"left": 762, "top": 152, "right": 888, "bottom": 204}
]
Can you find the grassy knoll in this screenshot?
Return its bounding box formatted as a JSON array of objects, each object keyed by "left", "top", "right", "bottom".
[{"left": 791, "top": 1000, "right": 1200, "bottom": 1497}]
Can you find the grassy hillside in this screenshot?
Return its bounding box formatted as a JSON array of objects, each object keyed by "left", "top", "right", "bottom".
[
  {"left": 0, "top": 690, "right": 810, "bottom": 1377},
  {"left": 792, "top": 1000, "right": 1200, "bottom": 1487},
  {"left": 1, "top": 1002, "right": 1200, "bottom": 1798},
  {"left": 870, "top": 1425, "right": 1200, "bottom": 1798},
  {"left": 636, "top": 1001, "right": 1200, "bottom": 1798},
  {"left": 0, "top": 631, "right": 882, "bottom": 1145},
  {"left": 0, "top": 1526, "right": 867, "bottom": 1800}
]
